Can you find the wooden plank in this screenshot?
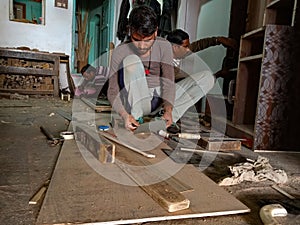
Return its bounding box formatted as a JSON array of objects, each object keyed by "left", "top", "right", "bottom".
[
  {"left": 99, "top": 130, "right": 156, "bottom": 158},
  {"left": 56, "top": 109, "right": 72, "bottom": 121},
  {"left": 81, "top": 97, "right": 111, "bottom": 112},
  {"left": 115, "top": 150, "right": 190, "bottom": 212},
  {"left": 36, "top": 129, "right": 250, "bottom": 224},
  {"left": 0, "top": 88, "right": 54, "bottom": 95},
  {"left": 0, "top": 65, "right": 57, "bottom": 76},
  {"left": 0, "top": 48, "right": 60, "bottom": 62},
  {"left": 198, "top": 137, "right": 241, "bottom": 151},
  {"left": 239, "top": 54, "right": 263, "bottom": 62},
  {"left": 111, "top": 139, "right": 192, "bottom": 212}
]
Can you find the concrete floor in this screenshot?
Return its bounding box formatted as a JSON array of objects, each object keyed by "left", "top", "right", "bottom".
[{"left": 0, "top": 97, "right": 299, "bottom": 225}]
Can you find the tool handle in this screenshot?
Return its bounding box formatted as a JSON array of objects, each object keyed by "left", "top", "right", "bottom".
[
  {"left": 158, "top": 130, "right": 169, "bottom": 138},
  {"left": 178, "top": 133, "right": 201, "bottom": 139},
  {"left": 40, "top": 126, "right": 55, "bottom": 140}
]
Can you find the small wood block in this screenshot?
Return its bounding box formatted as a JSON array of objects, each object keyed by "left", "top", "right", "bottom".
[
  {"left": 29, "top": 186, "right": 47, "bottom": 205},
  {"left": 75, "top": 126, "right": 115, "bottom": 163},
  {"left": 198, "top": 137, "right": 241, "bottom": 151},
  {"left": 61, "top": 93, "right": 71, "bottom": 101},
  {"left": 99, "top": 135, "right": 115, "bottom": 163}
]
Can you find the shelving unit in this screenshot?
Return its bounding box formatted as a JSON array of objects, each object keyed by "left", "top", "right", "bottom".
[
  {"left": 0, "top": 48, "right": 60, "bottom": 96},
  {"left": 264, "top": 0, "right": 297, "bottom": 26},
  {"left": 231, "top": 0, "right": 297, "bottom": 150},
  {"left": 205, "top": 0, "right": 298, "bottom": 150}
]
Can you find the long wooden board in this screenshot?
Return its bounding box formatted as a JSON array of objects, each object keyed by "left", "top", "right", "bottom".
[
  {"left": 112, "top": 141, "right": 191, "bottom": 212},
  {"left": 81, "top": 97, "right": 112, "bottom": 112},
  {"left": 36, "top": 123, "right": 250, "bottom": 225},
  {"left": 99, "top": 130, "right": 156, "bottom": 158}
]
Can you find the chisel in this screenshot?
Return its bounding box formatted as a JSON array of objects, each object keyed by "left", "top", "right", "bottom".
[{"left": 158, "top": 130, "right": 201, "bottom": 140}]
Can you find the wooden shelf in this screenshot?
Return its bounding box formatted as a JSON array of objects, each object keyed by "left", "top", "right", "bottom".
[
  {"left": 266, "top": 0, "right": 294, "bottom": 9},
  {"left": 0, "top": 88, "right": 55, "bottom": 95},
  {"left": 239, "top": 54, "right": 263, "bottom": 62},
  {"left": 0, "top": 48, "right": 60, "bottom": 62},
  {"left": 264, "top": 0, "right": 296, "bottom": 26},
  {"left": 242, "top": 27, "right": 265, "bottom": 39},
  {"left": 0, "top": 66, "right": 56, "bottom": 76},
  {"left": 0, "top": 48, "right": 59, "bottom": 96}
]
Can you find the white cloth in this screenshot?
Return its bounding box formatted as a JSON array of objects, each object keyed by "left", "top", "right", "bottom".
[{"left": 219, "top": 156, "right": 288, "bottom": 186}]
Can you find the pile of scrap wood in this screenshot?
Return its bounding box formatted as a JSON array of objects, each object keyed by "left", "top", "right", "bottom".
[
  {"left": 0, "top": 74, "right": 54, "bottom": 90},
  {"left": 0, "top": 57, "right": 54, "bottom": 69}
]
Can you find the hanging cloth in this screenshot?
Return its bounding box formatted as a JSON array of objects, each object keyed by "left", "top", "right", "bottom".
[
  {"left": 117, "top": 0, "right": 131, "bottom": 42},
  {"left": 159, "top": 0, "right": 178, "bottom": 37}
]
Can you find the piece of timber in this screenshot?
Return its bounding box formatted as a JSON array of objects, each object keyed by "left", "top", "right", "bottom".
[
  {"left": 29, "top": 180, "right": 50, "bottom": 204},
  {"left": 180, "top": 147, "right": 235, "bottom": 156},
  {"left": 56, "top": 109, "right": 72, "bottom": 121},
  {"left": 99, "top": 130, "right": 156, "bottom": 158},
  {"left": 114, "top": 142, "right": 190, "bottom": 212},
  {"left": 81, "top": 97, "right": 111, "bottom": 112},
  {"left": 198, "top": 137, "right": 241, "bottom": 151},
  {"left": 75, "top": 126, "right": 115, "bottom": 163}
]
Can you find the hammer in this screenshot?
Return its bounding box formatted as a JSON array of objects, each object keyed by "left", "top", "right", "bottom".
[{"left": 40, "top": 126, "right": 64, "bottom": 146}]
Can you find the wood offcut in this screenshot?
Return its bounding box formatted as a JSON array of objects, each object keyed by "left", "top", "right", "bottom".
[{"left": 75, "top": 125, "right": 115, "bottom": 163}]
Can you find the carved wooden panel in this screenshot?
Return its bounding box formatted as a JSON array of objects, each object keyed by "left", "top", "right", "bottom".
[{"left": 254, "top": 25, "right": 294, "bottom": 150}]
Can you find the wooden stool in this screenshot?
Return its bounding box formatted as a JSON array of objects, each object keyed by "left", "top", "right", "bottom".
[{"left": 61, "top": 93, "right": 71, "bottom": 101}]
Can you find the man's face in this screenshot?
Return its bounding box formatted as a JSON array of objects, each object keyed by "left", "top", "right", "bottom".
[
  {"left": 83, "top": 71, "right": 95, "bottom": 81},
  {"left": 172, "top": 39, "right": 191, "bottom": 59},
  {"left": 130, "top": 30, "right": 157, "bottom": 56}
]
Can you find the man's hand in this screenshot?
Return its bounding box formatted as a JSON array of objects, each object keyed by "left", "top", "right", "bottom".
[
  {"left": 217, "top": 37, "right": 238, "bottom": 50},
  {"left": 162, "top": 106, "right": 173, "bottom": 127},
  {"left": 122, "top": 113, "right": 140, "bottom": 132}
]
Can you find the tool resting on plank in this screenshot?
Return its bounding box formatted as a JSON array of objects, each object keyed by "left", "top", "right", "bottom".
[
  {"left": 158, "top": 130, "right": 201, "bottom": 139},
  {"left": 40, "top": 126, "right": 64, "bottom": 146}
]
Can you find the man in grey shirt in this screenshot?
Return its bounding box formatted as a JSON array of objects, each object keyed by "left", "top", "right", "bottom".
[{"left": 108, "top": 6, "right": 214, "bottom": 132}]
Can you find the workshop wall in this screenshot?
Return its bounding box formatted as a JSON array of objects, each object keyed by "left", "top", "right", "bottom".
[
  {"left": 196, "top": 0, "right": 231, "bottom": 95},
  {"left": 0, "top": 0, "right": 73, "bottom": 56}
]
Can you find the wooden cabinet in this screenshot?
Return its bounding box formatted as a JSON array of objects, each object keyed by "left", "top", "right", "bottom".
[{"left": 0, "top": 48, "right": 60, "bottom": 96}]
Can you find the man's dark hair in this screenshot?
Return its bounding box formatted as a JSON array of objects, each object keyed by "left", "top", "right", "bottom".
[
  {"left": 166, "top": 29, "right": 190, "bottom": 45},
  {"left": 128, "top": 5, "right": 158, "bottom": 36},
  {"left": 80, "top": 64, "right": 96, "bottom": 74}
]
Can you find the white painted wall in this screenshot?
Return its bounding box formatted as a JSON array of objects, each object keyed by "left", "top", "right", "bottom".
[
  {"left": 196, "top": 0, "right": 231, "bottom": 74},
  {"left": 0, "top": 0, "right": 73, "bottom": 56}
]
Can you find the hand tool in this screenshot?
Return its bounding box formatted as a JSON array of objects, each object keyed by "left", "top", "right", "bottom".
[
  {"left": 40, "top": 126, "right": 64, "bottom": 146},
  {"left": 158, "top": 130, "right": 201, "bottom": 140}
]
